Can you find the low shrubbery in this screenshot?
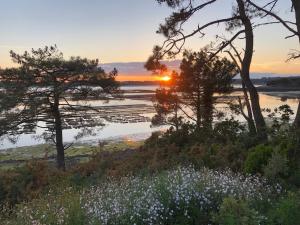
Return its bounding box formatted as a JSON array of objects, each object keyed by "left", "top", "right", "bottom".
[
  {"left": 3, "top": 166, "right": 283, "bottom": 225},
  {"left": 212, "top": 197, "right": 262, "bottom": 225},
  {"left": 0, "top": 161, "right": 58, "bottom": 211},
  {"left": 0, "top": 114, "right": 299, "bottom": 224},
  {"left": 267, "top": 191, "right": 300, "bottom": 225},
  {"left": 263, "top": 151, "right": 289, "bottom": 182},
  {"left": 244, "top": 145, "right": 273, "bottom": 174}
]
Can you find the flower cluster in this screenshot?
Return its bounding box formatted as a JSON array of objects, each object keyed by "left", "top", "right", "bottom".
[
  {"left": 82, "top": 166, "right": 281, "bottom": 224},
  {"left": 5, "top": 166, "right": 281, "bottom": 225}
]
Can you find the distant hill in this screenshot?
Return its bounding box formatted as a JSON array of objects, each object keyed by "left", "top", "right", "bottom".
[
  {"left": 100, "top": 61, "right": 180, "bottom": 77},
  {"left": 120, "top": 78, "right": 299, "bottom": 87},
  {"left": 266, "top": 77, "right": 300, "bottom": 87},
  {"left": 235, "top": 73, "right": 300, "bottom": 79},
  {"left": 100, "top": 61, "right": 300, "bottom": 80}
]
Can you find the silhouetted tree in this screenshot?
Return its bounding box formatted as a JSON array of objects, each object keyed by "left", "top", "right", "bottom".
[
  {"left": 150, "top": 49, "right": 237, "bottom": 130},
  {"left": 225, "top": 48, "right": 256, "bottom": 134},
  {"left": 178, "top": 50, "right": 237, "bottom": 129},
  {"left": 0, "top": 46, "right": 120, "bottom": 170},
  {"left": 148, "top": 0, "right": 267, "bottom": 138},
  {"left": 246, "top": 0, "right": 300, "bottom": 128},
  {"left": 0, "top": 68, "right": 30, "bottom": 142},
  {"left": 151, "top": 85, "right": 182, "bottom": 131}
]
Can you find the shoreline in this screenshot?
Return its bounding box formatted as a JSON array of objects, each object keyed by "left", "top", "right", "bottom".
[{"left": 0, "top": 137, "right": 145, "bottom": 170}]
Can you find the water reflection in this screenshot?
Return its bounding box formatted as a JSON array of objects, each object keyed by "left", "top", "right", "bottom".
[{"left": 0, "top": 85, "right": 299, "bottom": 150}]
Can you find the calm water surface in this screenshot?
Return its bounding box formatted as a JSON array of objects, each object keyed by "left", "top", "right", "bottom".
[{"left": 0, "top": 85, "right": 298, "bottom": 150}]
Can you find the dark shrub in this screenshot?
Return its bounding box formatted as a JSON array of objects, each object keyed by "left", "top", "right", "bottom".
[
  {"left": 213, "top": 119, "right": 245, "bottom": 144},
  {"left": 212, "top": 197, "right": 262, "bottom": 225},
  {"left": 267, "top": 191, "right": 300, "bottom": 225},
  {"left": 244, "top": 145, "right": 273, "bottom": 174}
]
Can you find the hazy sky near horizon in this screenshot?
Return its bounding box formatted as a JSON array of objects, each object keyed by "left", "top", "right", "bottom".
[{"left": 0, "top": 0, "right": 299, "bottom": 77}]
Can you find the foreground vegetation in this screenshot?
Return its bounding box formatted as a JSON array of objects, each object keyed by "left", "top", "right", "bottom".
[
  {"left": 2, "top": 166, "right": 290, "bottom": 225},
  {"left": 0, "top": 115, "right": 299, "bottom": 224}
]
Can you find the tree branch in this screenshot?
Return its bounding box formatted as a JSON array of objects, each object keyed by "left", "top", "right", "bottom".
[{"left": 247, "top": 0, "right": 299, "bottom": 36}]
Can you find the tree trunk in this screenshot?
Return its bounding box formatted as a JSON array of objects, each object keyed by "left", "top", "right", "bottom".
[
  {"left": 196, "top": 93, "right": 202, "bottom": 129},
  {"left": 242, "top": 82, "right": 256, "bottom": 134},
  {"left": 292, "top": 0, "right": 300, "bottom": 43},
  {"left": 174, "top": 101, "right": 179, "bottom": 131},
  {"left": 53, "top": 97, "right": 65, "bottom": 170},
  {"left": 294, "top": 101, "right": 300, "bottom": 128},
  {"left": 292, "top": 0, "right": 300, "bottom": 129},
  {"left": 237, "top": 0, "right": 267, "bottom": 139},
  {"left": 225, "top": 47, "right": 256, "bottom": 134},
  {"left": 203, "top": 91, "right": 213, "bottom": 130}
]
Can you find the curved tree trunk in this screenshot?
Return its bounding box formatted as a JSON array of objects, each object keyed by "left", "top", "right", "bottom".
[
  {"left": 292, "top": 0, "right": 300, "bottom": 129},
  {"left": 294, "top": 101, "right": 300, "bottom": 128},
  {"left": 225, "top": 49, "right": 256, "bottom": 134},
  {"left": 241, "top": 82, "right": 256, "bottom": 134},
  {"left": 292, "top": 0, "right": 300, "bottom": 43},
  {"left": 237, "top": 0, "right": 267, "bottom": 139}
]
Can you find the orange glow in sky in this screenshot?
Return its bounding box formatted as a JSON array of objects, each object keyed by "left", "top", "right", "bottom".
[
  {"left": 159, "top": 75, "right": 171, "bottom": 82},
  {"left": 116, "top": 74, "right": 173, "bottom": 82},
  {"left": 0, "top": 1, "right": 299, "bottom": 77}
]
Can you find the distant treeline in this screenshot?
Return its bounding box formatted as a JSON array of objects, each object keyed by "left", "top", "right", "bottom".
[
  {"left": 120, "top": 77, "right": 300, "bottom": 86},
  {"left": 266, "top": 77, "right": 300, "bottom": 87},
  {"left": 120, "top": 81, "right": 161, "bottom": 86}
]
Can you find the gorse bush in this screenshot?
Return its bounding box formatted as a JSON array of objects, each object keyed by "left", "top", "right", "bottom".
[
  {"left": 0, "top": 160, "right": 55, "bottom": 210},
  {"left": 193, "top": 143, "right": 247, "bottom": 171},
  {"left": 244, "top": 145, "right": 273, "bottom": 174},
  {"left": 267, "top": 191, "right": 300, "bottom": 225},
  {"left": 4, "top": 166, "right": 281, "bottom": 225},
  {"left": 263, "top": 151, "right": 289, "bottom": 182},
  {"left": 212, "top": 197, "right": 263, "bottom": 225},
  {"left": 212, "top": 119, "right": 246, "bottom": 144}
]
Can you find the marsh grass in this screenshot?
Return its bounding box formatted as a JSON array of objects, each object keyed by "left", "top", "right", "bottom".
[{"left": 0, "top": 141, "right": 143, "bottom": 170}]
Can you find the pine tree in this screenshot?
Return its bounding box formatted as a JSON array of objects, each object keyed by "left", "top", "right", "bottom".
[{"left": 0, "top": 46, "right": 120, "bottom": 170}]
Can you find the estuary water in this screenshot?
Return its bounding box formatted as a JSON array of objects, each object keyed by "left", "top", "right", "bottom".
[{"left": 0, "top": 85, "right": 299, "bottom": 150}]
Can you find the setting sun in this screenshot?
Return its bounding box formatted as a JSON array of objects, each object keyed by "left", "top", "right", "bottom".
[{"left": 159, "top": 75, "right": 171, "bottom": 82}]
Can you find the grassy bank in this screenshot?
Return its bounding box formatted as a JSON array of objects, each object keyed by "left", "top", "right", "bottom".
[{"left": 0, "top": 140, "right": 143, "bottom": 170}]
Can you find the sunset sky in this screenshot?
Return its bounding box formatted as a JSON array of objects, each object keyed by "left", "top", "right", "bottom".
[{"left": 0, "top": 0, "right": 299, "bottom": 81}]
